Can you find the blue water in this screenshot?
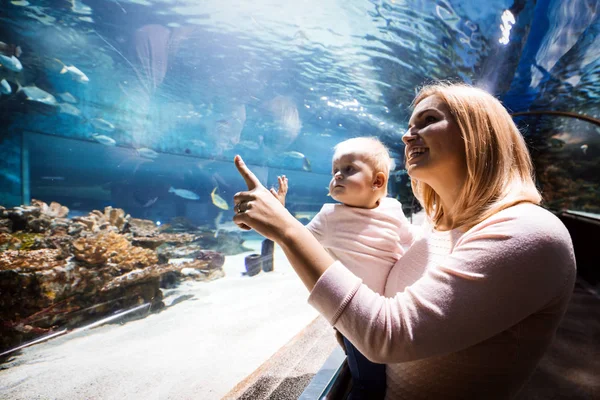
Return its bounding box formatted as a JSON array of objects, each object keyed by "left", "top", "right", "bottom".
[{"left": 1, "top": 0, "right": 599, "bottom": 223}]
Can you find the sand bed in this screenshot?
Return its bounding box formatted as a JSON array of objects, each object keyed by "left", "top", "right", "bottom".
[{"left": 0, "top": 239, "right": 319, "bottom": 400}]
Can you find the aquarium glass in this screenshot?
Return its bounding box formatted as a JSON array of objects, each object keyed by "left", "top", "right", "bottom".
[{"left": 1, "top": 0, "right": 598, "bottom": 397}]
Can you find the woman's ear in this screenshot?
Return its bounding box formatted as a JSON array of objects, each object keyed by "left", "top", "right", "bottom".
[{"left": 372, "top": 172, "right": 387, "bottom": 190}]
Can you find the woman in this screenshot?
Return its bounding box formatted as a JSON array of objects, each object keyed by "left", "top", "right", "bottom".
[{"left": 232, "top": 83, "right": 576, "bottom": 399}]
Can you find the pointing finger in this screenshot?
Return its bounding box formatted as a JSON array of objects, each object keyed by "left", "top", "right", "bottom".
[{"left": 234, "top": 155, "right": 261, "bottom": 191}]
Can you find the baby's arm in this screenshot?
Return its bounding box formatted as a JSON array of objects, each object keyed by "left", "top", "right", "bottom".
[{"left": 270, "top": 175, "right": 288, "bottom": 206}]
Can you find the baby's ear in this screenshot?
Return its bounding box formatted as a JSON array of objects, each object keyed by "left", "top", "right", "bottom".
[{"left": 373, "top": 171, "right": 386, "bottom": 189}]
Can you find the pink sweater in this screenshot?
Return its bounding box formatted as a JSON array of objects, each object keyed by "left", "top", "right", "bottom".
[
  {"left": 308, "top": 203, "right": 576, "bottom": 399},
  {"left": 306, "top": 197, "right": 417, "bottom": 294}
]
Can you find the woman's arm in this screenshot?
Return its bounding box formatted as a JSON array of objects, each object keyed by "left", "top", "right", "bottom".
[
  {"left": 232, "top": 155, "right": 335, "bottom": 290},
  {"left": 309, "top": 208, "right": 575, "bottom": 363}
]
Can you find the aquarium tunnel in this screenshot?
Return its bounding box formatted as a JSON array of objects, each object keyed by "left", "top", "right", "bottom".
[{"left": 0, "top": 0, "right": 598, "bottom": 399}]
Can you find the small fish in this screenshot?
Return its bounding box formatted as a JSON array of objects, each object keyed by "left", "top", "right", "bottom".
[
  {"left": 18, "top": 84, "right": 58, "bottom": 106},
  {"left": 142, "top": 196, "right": 158, "bottom": 207},
  {"left": 41, "top": 176, "right": 65, "bottom": 181},
  {"left": 136, "top": 147, "right": 159, "bottom": 159},
  {"left": 0, "top": 79, "right": 11, "bottom": 95},
  {"left": 326, "top": 187, "right": 331, "bottom": 197},
  {"left": 0, "top": 41, "right": 22, "bottom": 58},
  {"left": 58, "top": 92, "right": 77, "bottom": 103},
  {"left": 169, "top": 187, "right": 200, "bottom": 200},
  {"left": 59, "top": 103, "right": 82, "bottom": 117},
  {"left": 283, "top": 151, "right": 306, "bottom": 159},
  {"left": 302, "top": 157, "right": 312, "bottom": 172},
  {"left": 90, "top": 118, "right": 115, "bottom": 132},
  {"left": 581, "top": 144, "right": 588, "bottom": 155},
  {"left": 11, "top": 0, "right": 30, "bottom": 5},
  {"left": 92, "top": 134, "right": 116, "bottom": 146},
  {"left": 211, "top": 187, "right": 229, "bottom": 210},
  {"left": 0, "top": 54, "right": 23, "bottom": 72},
  {"left": 283, "top": 150, "right": 312, "bottom": 171},
  {"left": 294, "top": 211, "right": 318, "bottom": 220},
  {"left": 55, "top": 59, "right": 89, "bottom": 83},
  {"left": 214, "top": 211, "right": 239, "bottom": 238}
]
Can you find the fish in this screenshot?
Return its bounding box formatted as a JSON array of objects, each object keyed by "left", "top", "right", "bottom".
[
  {"left": 17, "top": 84, "right": 58, "bottom": 106},
  {"left": 581, "top": 144, "right": 588, "bottom": 155},
  {"left": 11, "top": 0, "right": 30, "bottom": 5},
  {"left": 142, "top": 196, "right": 158, "bottom": 207},
  {"left": 283, "top": 151, "right": 312, "bottom": 171},
  {"left": 211, "top": 187, "right": 229, "bottom": 210},
  {"left": 55, "top": 59, "right": 89, "bottom": 83},
  {"left": 136, "top": 147, "right": 159, "bottom": 159},
  {"left": 58, "top": 92, "right": 77, "bottom": 103},
  {"left": 214, "top": 211, "right": 239, "bottom": 238},
  {"left": 59, "top": 103, "right": 82, "bottom": 117},
  {"left": 169, "top": 187, "right": 200, "bottom": 200},
  {"left": 0, "top": 41, "right": 22, "bottom": 58},
  {"left": 41, "top": 176, "right": 65, "bottom": 181},
  {"left": 92, "top": 134, "right": 116, "bottom": 146},
  {"left": 0, "top": 79, "right": 11, "bottom": 95},
  {"left": 294, "top": 211, "right": 318, "bottom": 220},
  {"left": 90, "top": 118, "right": 115, "bottom": 132},
  {"left": 0, "top": 54, "right": 22, "bottom": 72}
]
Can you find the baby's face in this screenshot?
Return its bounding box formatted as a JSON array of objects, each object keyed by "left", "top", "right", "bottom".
[{"left": 329, "top": 152, "right": 376, "bottom": 207}]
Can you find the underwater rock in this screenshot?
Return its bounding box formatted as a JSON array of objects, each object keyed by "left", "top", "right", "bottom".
[
  {"left": 159, "top": 216, "right": 198, "bottom": 233},
  {"left": 32, "top": 199, "right": 69, "bottom": 219},
  {"left": 0, "top": 199, "right": 227, "bottom": 354},
  {"left": 195, "top": 249, "right": 225, "bottom": 270},
  {"left": 128, "top": 217, "right": 159, "bottom": 237},
  {"left": 131, "top": 232, "right": 197, "bottom": 250},
  {"left": 0, "top": 217, "right": 13, "bottom": 233},
  {"left": 156, "top": 241, "right": 204, "bottom": 261}
]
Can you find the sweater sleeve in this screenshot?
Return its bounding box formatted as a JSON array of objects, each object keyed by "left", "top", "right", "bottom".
[{"left": 307, "top": 209, "right": 575, "bottom": 364}]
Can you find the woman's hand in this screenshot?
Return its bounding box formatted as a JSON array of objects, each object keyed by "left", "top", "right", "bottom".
[{"left": 233, "top": 155, "right": 300, "bottom": 242}]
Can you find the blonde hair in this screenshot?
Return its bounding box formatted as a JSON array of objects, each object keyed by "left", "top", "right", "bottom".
[
  {"left": 409, "top": 82, "right": 542, "bottom": 230},
  {"left": 333, "top": 136, "right": 391, "bottom": 176}
]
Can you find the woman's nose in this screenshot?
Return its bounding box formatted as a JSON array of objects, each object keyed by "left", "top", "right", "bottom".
[{"left": 402, "top": 127, "right": 417, "bottom": 145}]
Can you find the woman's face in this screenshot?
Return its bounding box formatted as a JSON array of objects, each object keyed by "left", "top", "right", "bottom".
[{"left": 402, "top": 95, "right": 467, "bottom": 186}]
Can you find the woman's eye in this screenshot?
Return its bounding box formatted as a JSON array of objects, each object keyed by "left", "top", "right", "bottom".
[{"left": 424, "top": 115, "right": 437, "bottom": 125}]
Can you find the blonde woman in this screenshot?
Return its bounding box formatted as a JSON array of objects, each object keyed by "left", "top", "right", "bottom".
[{"left": 232, "top": 83, "right": 576, "bottom": 399}]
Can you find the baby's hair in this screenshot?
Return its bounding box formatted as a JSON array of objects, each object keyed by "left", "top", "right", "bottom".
[{"left": 333, "top": 136, "right": 391, "bottom": 177}]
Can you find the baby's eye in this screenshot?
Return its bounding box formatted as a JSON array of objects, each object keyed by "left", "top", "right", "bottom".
[{"left": 344, "top": 166, "right": 354, "bottom": 173}]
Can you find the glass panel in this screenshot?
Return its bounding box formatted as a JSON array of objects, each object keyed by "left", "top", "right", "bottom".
[
  {"left": 0, "top": 0, "right": 598, "bottom": 396},
  {"left": 515, "top": 114, "right": 600, "bottom": 216}
]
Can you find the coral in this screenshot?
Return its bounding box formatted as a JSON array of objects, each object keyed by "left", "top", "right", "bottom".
[
  {"left": 72, "top": 231, "right": 157, "bottom": 270},
  {"left": 0, "top": 249, "right": 65, "bottom": 271},
  {"left": 72, "top": 206, "right": 130, "bottom": 234}
]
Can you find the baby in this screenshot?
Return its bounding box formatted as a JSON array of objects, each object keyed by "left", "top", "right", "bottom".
[{"left": 274, "top": 136, "right": 418, "bottom": 399}]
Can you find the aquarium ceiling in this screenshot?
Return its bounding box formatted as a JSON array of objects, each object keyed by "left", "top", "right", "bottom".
[{"left": 0, "top": 0, "right": 599, "bottom": 173}]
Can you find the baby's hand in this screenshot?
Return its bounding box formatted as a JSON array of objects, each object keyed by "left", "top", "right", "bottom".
[{"left": 270, "top": 175, "right": 288, "bottom": 206}]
